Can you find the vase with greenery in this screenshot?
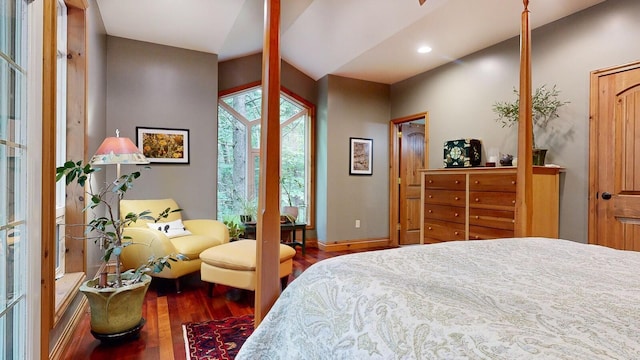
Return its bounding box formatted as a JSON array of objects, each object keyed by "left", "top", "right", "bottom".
[
  {"left": 239, "top": 196, "right": 257, "bottom": 223},
  {"left": 56, "top": 160, "right": 185, "bottom": 340},
  {"left": 492, "top": 84, "right": 569, "bottom": 165},
  {"left": 280, "top": 174, "right": 304, "bottom": 222}
]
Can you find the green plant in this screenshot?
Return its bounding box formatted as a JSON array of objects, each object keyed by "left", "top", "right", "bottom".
[
  {"left": 223, "top": 217, "right": 245, "bottom": 240},
  {"left": 56, "top": 160, "right": 186, "bottom": 288},
  {"left": 492, "top": 84, "right": 570, "bottom": 148},
  {"left": 240, "top": 196, "right": 257, "bottom": 218},
  {"left": 280, "top": 174, "right": 304, "bottom": 207}
]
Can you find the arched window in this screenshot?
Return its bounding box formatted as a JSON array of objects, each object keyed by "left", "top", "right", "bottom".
[{"left": 217, "top": 85, "right": 314, "bottom": 226}]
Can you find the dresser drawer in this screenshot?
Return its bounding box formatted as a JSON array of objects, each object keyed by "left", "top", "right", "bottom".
[
  {"left": 469, "top": 191, "right": 516, "bottom": 210},
  {"left": 424, "top": 174, "right": 466, "bottom": 190},
  {"left": 469, "top": 208, "right": 514, "bottom": 230},
  {"left": 424, "top": 190, "right": 466, "bottom": 207},
  {"left": 425, "top": 204, "right": 465, "bottom": 224},
  {"left": 424, "top": 219, "right": 466, "bottom": 242},
  {"left": 468, "top": 226, "right": 514, "bottom": 240},
  {"left": 469, "top": 173, "right": 517, "bottom": 192}
]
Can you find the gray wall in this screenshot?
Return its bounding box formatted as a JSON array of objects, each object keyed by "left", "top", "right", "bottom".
[
  {"left": 391, "top": 0, "right": 640, "bottom": 243},
  {"left": 218, "top": 52, "right": 318, "bottom": 104},
  {"left": 106, "top": 37, "right": 219, "bottom": 220},
  {"left": 318, "top": 75, "right": 390, "bottom": 243}
]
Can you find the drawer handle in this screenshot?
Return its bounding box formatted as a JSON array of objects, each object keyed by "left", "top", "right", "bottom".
[
  {"left": 454, "top": 231, "right": 459, "bottom": 235},
  {"left": 511, "top": 181, "right": 516, "bottom": 185},
  {"left": 475, "top": 216, "right": 479, "bottom": 219},
  {"left": 428, "top": 226, "right": 433, "bottom": 230},
  {"left": 512, "top": 200, "right": 516, "bottom": 204},
  {"left": 475, "top": 180, "right": 479, "bottom": 184},
  {"left": 454, "top": 213, "right": 459, "bottom": 217},
  {"left": 512, "top": 219, "right": 515, "bottom": 223},
  {"left": 428, "top": 195, "right": 433, "bottom": 198},
  {"left": 428, "top": 180, "right": 433, "bottom": 184},
  {"left": 454, "top": 196, "right": 459, "bottom": 200},
  {"left": 475, "top": 198, "right": 480, "bottom": 202},
  {"left": 474, "top": 236, "right": 480, "bottom": 240},
  {"left": 455, "top": 180, "right": 460, "bottom": 184},
  {"left": 428, "top": 210, "right": 433, "bottom": 213}
]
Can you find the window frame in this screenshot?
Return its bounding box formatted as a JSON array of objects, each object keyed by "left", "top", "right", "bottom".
[
  {"left": 55, "top": 0, "right": 67, "bottom": 280},
  {"left": 217, "top": 83, "right": 316, "bottom": 230}
]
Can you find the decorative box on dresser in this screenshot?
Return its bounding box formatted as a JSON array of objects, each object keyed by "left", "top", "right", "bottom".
[{"left": 420, "top": 167, "right": 562, "bottom": 244}]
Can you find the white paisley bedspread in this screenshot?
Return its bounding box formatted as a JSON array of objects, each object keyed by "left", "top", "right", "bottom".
[{"left": 236, "top": 238, "right": 640, "bottom": 359}]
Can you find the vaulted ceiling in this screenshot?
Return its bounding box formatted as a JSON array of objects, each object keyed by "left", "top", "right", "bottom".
[{"left": 96, "top": 0, "right": 605, "bottom": 84}]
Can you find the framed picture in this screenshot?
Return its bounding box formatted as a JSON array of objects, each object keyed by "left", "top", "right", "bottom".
[
  {"left": 136, "top": 127, "right": 190, "bottom": 164},
  {"left": 349, "top": 137, "right": 373, "bottom": 175}
]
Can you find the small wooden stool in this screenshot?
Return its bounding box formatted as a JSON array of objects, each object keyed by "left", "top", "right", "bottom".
[{"left": 199, "top": 239, "right": 296, "bottom": 297}]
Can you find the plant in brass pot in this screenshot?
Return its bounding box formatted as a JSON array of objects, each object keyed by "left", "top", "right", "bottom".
[
  {"left": 492, "top": 84, "right": 570, "bottom": 165},
  {"left": 56, "top": 160, "right": 185, "bottom": 341}
]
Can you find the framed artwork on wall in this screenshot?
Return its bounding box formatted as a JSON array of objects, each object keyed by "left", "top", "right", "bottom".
[
  {"left": 349, "top": 137, "right": 373, "bottom": 175},
  {"left": 136, "top": 126, "right": 190, "bottom": 164}
]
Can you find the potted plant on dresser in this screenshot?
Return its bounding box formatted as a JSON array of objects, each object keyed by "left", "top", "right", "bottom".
[
  {"left": 56, "top": 160, "right": 185, "bottom": 342},
  {"left": 492, "top": 84, "right": 570, "bottom": 165}
]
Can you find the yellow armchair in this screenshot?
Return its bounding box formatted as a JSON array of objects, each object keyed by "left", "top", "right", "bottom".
[{"left": 119, "top": 199, "right": 229, "bottom": 292}]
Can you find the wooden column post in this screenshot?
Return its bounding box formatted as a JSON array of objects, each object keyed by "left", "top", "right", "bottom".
[
  {"left": 255, "top": 0, "right": 282, "bottom": 326},
  {"left": 515, "top": 0, "right": 533, "bottom": 237},
  {"left": 42, "top": 0, "right": 58, "bottom": 355}
]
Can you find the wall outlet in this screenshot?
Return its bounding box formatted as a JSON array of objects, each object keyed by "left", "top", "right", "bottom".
[{"left": 355, "top": 219, "right": 361, "bottom": 228}]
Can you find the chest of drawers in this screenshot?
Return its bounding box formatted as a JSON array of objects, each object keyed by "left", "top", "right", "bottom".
[{"left": 421, "top": 167, "right": 561, "bottom": 243}]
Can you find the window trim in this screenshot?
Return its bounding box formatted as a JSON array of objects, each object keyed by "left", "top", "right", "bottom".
[{"left": 218, "top": 82, "right": 316, "bottom": 230}]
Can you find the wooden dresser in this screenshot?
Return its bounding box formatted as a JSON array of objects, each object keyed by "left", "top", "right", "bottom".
[{"left": 420, "top": 167, "right": 562, "bottom": 244}]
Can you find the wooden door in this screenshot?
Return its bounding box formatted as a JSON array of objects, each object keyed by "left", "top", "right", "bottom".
[
  {"left": 590, "top": 61, "right": 640, "bottom": 251},
  {"left": 399, "top": 123, "right": 425, "bottom": 245}
]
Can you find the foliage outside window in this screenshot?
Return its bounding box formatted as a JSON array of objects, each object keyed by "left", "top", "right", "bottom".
[{"left": 217, "top": 86, "right": 311, "bottom": 225}]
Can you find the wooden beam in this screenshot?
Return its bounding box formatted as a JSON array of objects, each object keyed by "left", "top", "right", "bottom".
[
  {"left": 515, "top": 0, "right": 533, "bottom": 237},
  {"left": 65, "top": 5, "right": 88, "bottom": 274},
  {"left": 64, "top": 0, "right": 88, "bottom": 10},
  {"left": 42, "top": 0, "right": 58, "bottom": 357},
  {"left": 255, "top": 0, "right": 282, "bottom": 326}
]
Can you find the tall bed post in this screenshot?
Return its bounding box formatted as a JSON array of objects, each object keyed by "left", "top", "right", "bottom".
[
  {"left": 515, "top": 0, "right": 534, "bottom": 237},
  {"left": 255, "top": 0, "right": 283, "bottom": 326}
]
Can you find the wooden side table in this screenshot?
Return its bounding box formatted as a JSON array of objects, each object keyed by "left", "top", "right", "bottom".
[{"left": 243, "top": 222, "right": 307, "bottom": 255}]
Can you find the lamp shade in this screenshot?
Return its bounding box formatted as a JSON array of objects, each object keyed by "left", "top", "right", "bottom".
[{"left": 90, "top": 135, "right": 149, "bottom": 165}]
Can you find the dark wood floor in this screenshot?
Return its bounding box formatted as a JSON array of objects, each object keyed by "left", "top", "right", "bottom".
[{"left": 62, "top": 246, "right": 387, "bottom": 360}]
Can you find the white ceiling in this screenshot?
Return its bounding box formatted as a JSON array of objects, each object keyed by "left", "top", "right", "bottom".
[{"left": 95, "top": 0, "right": 605, "bottom": 85}]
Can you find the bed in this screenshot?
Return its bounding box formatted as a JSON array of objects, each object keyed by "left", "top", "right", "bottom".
[
  {"left": 237, "top": 238, "right": 640, "bottom": 359},
  {"left": 240, "top": 2, "right": 638, "bottom": 358}
]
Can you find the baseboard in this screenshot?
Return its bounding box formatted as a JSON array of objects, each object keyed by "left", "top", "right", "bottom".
[
  {"left": 49, "top": 295, "right": 88, "bottom": 360},
  {"left": 318, "top": 238, "right": 393, "bottom": 252}
]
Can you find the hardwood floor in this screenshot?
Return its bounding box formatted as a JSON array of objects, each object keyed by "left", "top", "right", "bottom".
[{"left": 62, "top": 246, "right": 389, "bottom": 359}]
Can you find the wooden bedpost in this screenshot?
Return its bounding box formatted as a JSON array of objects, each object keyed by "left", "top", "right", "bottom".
[
  {"left": 515, "top": 0, "right": 534, "bottom": 237},
  {"left": 255, "top": 0, "right": 282, "bottom": 326}
]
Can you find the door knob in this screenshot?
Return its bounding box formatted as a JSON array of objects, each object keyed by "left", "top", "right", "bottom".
[{"left": 601, "top": 192, "right": 612, "bottom": 200}]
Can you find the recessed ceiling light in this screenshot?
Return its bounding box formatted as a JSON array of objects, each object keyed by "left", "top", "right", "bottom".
[{"left": 417, "top": 46, "right": 432, "bottom": 54}]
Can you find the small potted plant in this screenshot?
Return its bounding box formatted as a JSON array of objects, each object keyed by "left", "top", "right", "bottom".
[
  {"left": 239, "top": 196, "right": 257, "bottom": 224},
  {"left": 280, "top": 174, "right": 304, "bottom": 222},
  {"left": 223, "top": 217, "right": 245, "bottom": 241},
  {"left": 56, "top": 160, "right": 185, "bottom": 341},
  {"left": 492, "top": 84, "right": 570, "bottom": 165}
]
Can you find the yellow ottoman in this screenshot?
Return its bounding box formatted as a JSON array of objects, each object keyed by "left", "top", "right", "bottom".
[{"left": 199, "top": 240, "right": 296, "bottom": 296}]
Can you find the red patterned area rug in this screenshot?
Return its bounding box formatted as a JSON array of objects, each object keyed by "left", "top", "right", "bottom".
[{"left": 183, "top": 314, "right": 254, "bottom": 360}]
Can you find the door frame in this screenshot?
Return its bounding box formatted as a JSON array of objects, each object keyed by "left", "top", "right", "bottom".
[
  {"left": 389, "top": 112, "right": 429, "bottom": 247},
  {"left": 588, "top": 60, "right": 640, "bottom": 246}
]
